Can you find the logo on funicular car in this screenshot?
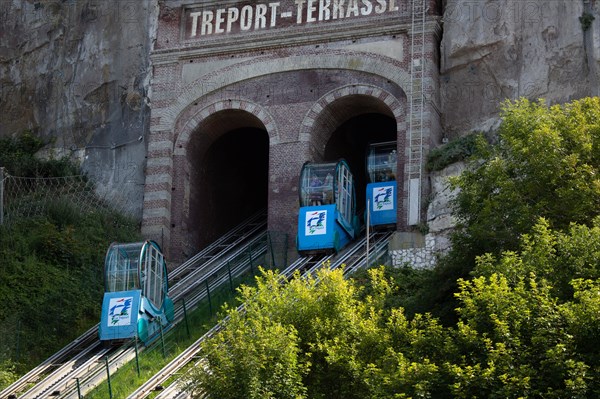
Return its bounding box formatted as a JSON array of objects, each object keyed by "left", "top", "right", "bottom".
[
  {"left": 305, "top": 210, "right": 327, "bottom": 235},
  {"left": 108, "top": 297, "right": 133, "bottom": 326},
  {"left": 373, "top": 186, "right": 394, "bottom": 211}
]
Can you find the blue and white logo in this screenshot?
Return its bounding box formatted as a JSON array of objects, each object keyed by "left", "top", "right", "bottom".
[
  {"left": 108, "top": 297, "right": 133, "bottom": 326},
  {"left": 373, "top": 186, "right": 394, "bottom": 211},
  {"left": 305, "top": 210, "right": 327, "bottom": 235}
]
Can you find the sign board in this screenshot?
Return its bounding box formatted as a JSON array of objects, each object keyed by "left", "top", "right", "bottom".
[
  {"left": 184, "top": 0, "right": 406, "bottom": 39},
  {"left": 305, "top": 209, "right": 328, "bottom": 235}
]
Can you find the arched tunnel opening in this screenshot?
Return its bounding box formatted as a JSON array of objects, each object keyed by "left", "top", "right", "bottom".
[
  {"left": 324, "top": 112, "right": 397, "bottom": 217},
  {"left": 188, "top": 114, "right": 269, "bottom": 253}
]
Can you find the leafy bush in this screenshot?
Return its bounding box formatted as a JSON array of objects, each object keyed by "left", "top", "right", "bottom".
[{"left": 425, "top": 97, "right": 600, "bottom": 322}]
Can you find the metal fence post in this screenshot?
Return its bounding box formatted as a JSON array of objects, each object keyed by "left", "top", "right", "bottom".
[
  {"left": 227, "top": 262, "right": 234, "bottom": 292},
  {"left": 248, "top": 248, "right": 254, "bottom": 274},
  {"left": 160, "top": 324, "right": 166, "bottom": 358},
  {"left": 104, "top": 356, "right": 113, "bottom": 399},
  {"left": 268, "top": 231, "right": 275, "bottom": 268},
  {"left": 0, "top": 167, "right": 5, "bottom": 225},
  {"left": 181, "top": 298, "right": 190, "bottom": 338},
  {"left": 75, "top": 378, "right": 82, "bottom": 399},
  {"left": 205, "top": 280, "right": 212, "bottom": 316},
  {"left": 135, "top": 336, "right": 141, "bottom": 376}
]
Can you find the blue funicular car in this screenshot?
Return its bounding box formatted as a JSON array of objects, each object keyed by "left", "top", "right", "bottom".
[
  {"left": 297, "top": 159, "right": 360, "bottom": 255},
  {"left": 365, "top": 141, "right": 397, "bottom": 228}
]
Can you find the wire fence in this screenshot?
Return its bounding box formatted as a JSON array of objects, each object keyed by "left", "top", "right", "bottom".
[{"left": 0, "top": 167, "right": 135, "bottom": 226}]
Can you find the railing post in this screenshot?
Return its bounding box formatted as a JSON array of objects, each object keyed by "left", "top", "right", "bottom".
[
  {"left": 227, "top": 261, "right": 234, "bottom": 292},
  {"left": 134, "top": 336, "right": 141, "bottom": 376},
  {"left": 205, "top": 280, "right": 212, "bottom": 315},
  {"left": 160, "top": 324, "right": 166, "bottom": 358},
  {"left": 181, "top": 298, "right": 190, "bottom": 338},
  {"left": 75, "top": 377, "right": 82, "bottom": 399},
  {"left": 0, "top": 167, "right": 5, "bottom": 226},
  {"left": 248, "top": 248, "right": 254, "bottom": 274},
  {"left": 268, "top": 231, "right": 275, "bottom": 268},
  {"left": 104, "top": 356, "right": 113, "bottom": 399}
]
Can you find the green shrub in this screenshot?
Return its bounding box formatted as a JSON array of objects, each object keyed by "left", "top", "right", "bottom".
[
  {"left": 0, "top": 133, "right": 141, "bottom": 371},
  {"left": 426, "top": 133, "right": 483, "bottom": 172},
  {"left": 0, "top": 131, "right": 79, "bottom": 177}
]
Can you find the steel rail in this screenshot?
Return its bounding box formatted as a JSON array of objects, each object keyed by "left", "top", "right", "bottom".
[
  {"left": 0, "top": 326, "right": 99, "bottom": 399},
  {"left": 1, "top": 214, "right": 268, "bottom": 399},
  {"left": 56, "top": 241, "right": 269, "bottom": 399},
  {"left": 17, "top": 343, "right": 109, "bottom": 399},
  {"left": 168, "top": 210, "right": 267, "bottom": 284},
  {"left": 124, "top": 255, "right": 326, "bottom": 399}
]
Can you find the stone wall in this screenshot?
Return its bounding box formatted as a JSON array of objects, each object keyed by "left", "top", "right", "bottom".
[
  {"left": 2, "top": 0, "right": 599, "bottom": 263},
  {"left": 389, "top": 161, "right": 463, "bottom": 268},
  {"left": 440, "top": 0, "right": 600, "bottom": 139}
]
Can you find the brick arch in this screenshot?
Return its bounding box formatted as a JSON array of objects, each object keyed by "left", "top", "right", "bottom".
[
  {"left": 153, "top": 50, "right": 411, "bottom": 132},
  {"left": 299, "top": 84, "right": 407, "bottom": 157},
  {"left": 173, "top": 99, "right": 279, "bottom": 156},
  {"left": 298, "top": 83, "right": 409, "bottom": 229}
]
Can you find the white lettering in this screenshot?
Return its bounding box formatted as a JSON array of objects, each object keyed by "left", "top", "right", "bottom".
[
  {"left": 190, "top": 11, "right": 202, "bottom": 37},
  {"left": 333, "top": 0, "right": 345, "bottom": 19},
  {"left": 255, "top": 4, "right": 268, "bottom": 29},
  {"left": 240, "top": 5, "right": 253, "bottom": 30},
  {"left": 188, "top": 0, "right": 393, "bottom": 38},
  {"left": 214, "top": 8, "right": 226, "bottom": 33},
  {"left": 201, "top": 11, "right": 214, "bottom": 35},
  {"left": 319, "top": 0, "right": 331, "bottom": 21},
  {"left": 296, "top": 0, "right": 306, "bottom": 23},
  {"left": 269, "top": 2, "right": 280, "bottom": 27},
  {"left": 360, "top": 0, "right": 372, "bottom": 15},
  {"left": 307, "top": 0, "right": 317, "bottom": 22},
  {"left": 226, "top": 8, "right": 239, "bottom": 33},
  {"left": 346, "top": 0, "right": 359, "bottom": 17}
]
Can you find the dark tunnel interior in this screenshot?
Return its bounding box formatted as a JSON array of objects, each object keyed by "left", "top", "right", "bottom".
[
  {"left": 324, "top": 113, "right": 397, "bottom": 216},
  {"left": 196, "top": 127, "right": 269, "bottom": 249}
]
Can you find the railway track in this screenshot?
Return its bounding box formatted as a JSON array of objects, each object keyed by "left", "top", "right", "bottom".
[
  {"left": 125, "top": 230, "right": 392, "bottom": 399},
  {"left": 1, "top": 216, "right": 391, "bottom": 399},
  {"left": 0, "top": 212, "right": 268, "bottom": 399}
]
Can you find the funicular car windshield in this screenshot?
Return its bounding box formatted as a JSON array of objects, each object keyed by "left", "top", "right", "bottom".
[
  {"left": 367, "top": 141, "right": 397, "bottom": 183},
  {"left": 300, "top": 160, "right": 355, "bottom": 226},
  {"left": 104, "top": 240, "right": 167, "bottom": 310},
  {"left": 300, "top": 162, "right": 337, "bottom": 207},
  {"left": 105, "top": 242, "right": 142, "bottom": 292},
  {"left": 141, "top": 241, "right": 167, "bottom": 309}
]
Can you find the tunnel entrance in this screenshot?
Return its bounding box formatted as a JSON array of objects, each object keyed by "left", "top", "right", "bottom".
[
  {"left": 324, "top": 113, "right": 397, "bottom": 216},
  {"left": 187, "top": 111, "right": 269, "bottom": 253}
]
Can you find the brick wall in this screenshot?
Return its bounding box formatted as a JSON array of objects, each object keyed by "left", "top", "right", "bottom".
[{"left": 143, "top": 0, "right": 442, "bottom": 262}]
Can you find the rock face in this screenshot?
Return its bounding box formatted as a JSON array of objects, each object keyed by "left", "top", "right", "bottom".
[
  {"left": 0, "top": 0, "right": 598, "bottom": 225},
  {"left": 440, "top": 0, "right": 600, "bottom": 138},
  {"left": 0, "top": 0, "right": 159, "bottom": 218}
]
